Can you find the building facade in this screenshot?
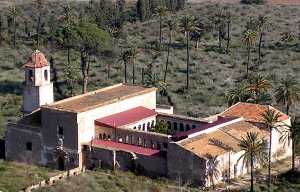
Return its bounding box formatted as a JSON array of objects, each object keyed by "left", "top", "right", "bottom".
[{"left": 5, "top": 51, "right": 292, "bottom": 186}]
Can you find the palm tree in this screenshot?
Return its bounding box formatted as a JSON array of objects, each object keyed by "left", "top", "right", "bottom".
[
  {"left": 238, "top": 132, "right": 268, "bottom": 192},
  {"left": 242, "top": 29, "right": 257, "bottom": 78},
  {"left": 180, "top": 15, "right": 198, "bottom": 90},
  {"left": 226, "top": 83, "right": 250, "bottom": 106},
  {"left": 121, "top": 50, "right": 131, "bottom": 83},
  {"left": 261, "top": 109, "right": 282, "bottom": 190},
  {"left": 280, "top": 118, "right": 300, "bottom": 171},
  {"left": 164, "top": 17, "right": 176, "bottom": 83},
  {"left": 256, "top": 15, "right": 269, "bottom": 65},
  {"left": 275, "top": 76, "right": 300, "bottom": 115},
  {"left": 225, "top": 10, "right": 232, "bottom": 53},
  {"left": 214, "top": 8, "right": 226, "bottom": 50},
  {"left": 155, "top": 6, "right": 167, "bottom": 49},
  {"left": 205, "top": 154, "right": 220, "bottom": 189},
  {"left": 247, "top": 73, "right": 271, "bottom": 104},
  {"left": 33, "top": 0, "right": 46, "bottom": 48},
  {"left": 7, "top": 5, "right": 21, "bottom": 49},
  {"left": 129, "top": 47, "right": 138, "bottom": 84}
]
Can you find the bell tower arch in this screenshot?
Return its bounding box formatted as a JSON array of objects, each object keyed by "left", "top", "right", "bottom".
[{"left": 23, "top": 50, "right": 54, "bottom": 114}]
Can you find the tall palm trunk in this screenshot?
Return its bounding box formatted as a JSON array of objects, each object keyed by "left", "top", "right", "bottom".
[
  {"left": 250, "top": 152, "right": 254, "bottom": 192},
  {"left": 246, "top": 45, "right": 251, "bottom": 78},
  {"left": 186, "top": 32, "right": 190, "bottom": 90},
  {"left": 226, "top": 21, "right": 230, "bottom": 53},
  {"left": 159, "top": 16, "right": 162, "bottom": 49},
  {"left": 258, "top": 32, "right": 263, "bottom": 65},
  {"left": 36, "top": 10, "right": 42, "bottom": 48},
  {"left": 164, "top": 28, "right": 172, "bottom": 83},
  {"left": 124, "top": 62, "right": 128, "bottom": 83},
  {"left": 268, "top": 126, "right": 272, "bottom": 191},
  {"left": 81, "top": 52, "right": 89, "bottom": 94},
  {"left": 132, "top": 59, "right": 135, "bottom": 84},
  {"left": 292, "top": 140, "right": 295, "bottom": 171},
  {"left": 13, "top": 17, "right": 16, "bottom": 49}
]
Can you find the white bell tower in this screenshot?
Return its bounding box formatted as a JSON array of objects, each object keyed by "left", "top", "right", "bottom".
[{"left": 23, "top": 50, "right": 54, "bottom": 114}]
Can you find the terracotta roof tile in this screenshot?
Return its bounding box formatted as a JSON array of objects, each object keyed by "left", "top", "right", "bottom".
[
  {"left": 221, "top": 102, "right": 289, "bottom": 123},
  {"left": 95, "top": 106, "right": 157, "bottom": 128},
  {"left": 23, "top": 50, "right": 48, "bottom": 68}
]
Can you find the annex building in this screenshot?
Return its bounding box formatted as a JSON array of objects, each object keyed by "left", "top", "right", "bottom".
[{"left": 4, "top": 51, "right": 292, "bottom": 186}]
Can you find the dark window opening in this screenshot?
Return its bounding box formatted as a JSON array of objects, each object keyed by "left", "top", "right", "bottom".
[
  {"left": 151, "top": 120, "right": 155, "bottom": 127},
  {"left": 99, "top": 134, "right": 102, "bottom": 139},
  {"left": 163, "top": 142, "right": 168, "bottom": 149},
  {"left": 147, "top": 122, "right": 150, "bottom": 128},
  {"left": 58, "top": 125, "right": 63, "bottom": 136},
  {"left": 186, "top": 124, "right": 190, "bottom": 131},
  {"left": 138, "top": 125, "right": 141, "bottom": 130},
  {"left": 26, "top": 142, "right": 32, "bottom": 151},
  {"left": 173, "top": 122, "right": 178, "bottom": 131},
  {"left": 44, "top": 70, "right": 48, "bottom": 81},
  {"left": 28, "top": 70, "right": 33, "bottom": 82},
  {"left": 192, "top": 125, "right": 196, "bottom": 129},
  {"left": 180, "top": 123, "right": 184, "bottom": 131}
]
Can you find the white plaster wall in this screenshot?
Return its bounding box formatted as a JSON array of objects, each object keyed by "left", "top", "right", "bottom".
[
  {"left": 156, "top": 106, "right": 174, "bottom": 114},
  {"left": 39, "top": 83, "right": 54, "bottom": 106},
  {"left": 123, "top": 116, "right": 156, "bottom": 132},
  {"left": 77, "top": 91, "right": 156, "bottom": 150},
  {"left": 34, "top": 66, "right": 51, "bottom": 86}
]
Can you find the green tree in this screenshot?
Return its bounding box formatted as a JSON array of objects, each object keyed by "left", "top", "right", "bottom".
[
  {"left": 261, "top": 109, "right": 281, "bottom": 190},
  {"left": 247, "top": 73, "right": 271, "bottom": 104},
  {"left": 164, "top": 17, "right": 176, "bottom": 83},
  {"left": 275, "top": 76, "right": 300, "bottom": 115},
  {"left": 73, "top": 22, "right": 111, "bottom": 93},
  {"left": 7, "top": 5, "right": 21, "bottom": 49},
  {"left": 280, "top": 118, "right": 300, "bottom": 171},
  {"left": 238, "top": 132, "right": 267, "bottom": 192},
  {"left": 242, "top": 29, "right": 257, "bottom": 78},
  {"left": 155, "top": 6, "right": 167, "bottom": 49},
  {"left": 136, "top": 0, "right": 147, "bottom": 21},
  {"left": 226, "top": 83, "right": 250, "bottom": 106},
  {"left": 205, "top": 154, "right": 220, "bottom": 189},
  {"left": 154, "top": 120, "right": 169, "bottom": 134},
  {"left": 180, "top": 15, "right": 198, "bottom": 90},
  {"left": 121, "top": 49, "right": 131, "bottom": 83}
]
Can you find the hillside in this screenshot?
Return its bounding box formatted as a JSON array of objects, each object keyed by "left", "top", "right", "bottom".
[{"left": 0, "top": 1, "right": 299, "bottom": 138}]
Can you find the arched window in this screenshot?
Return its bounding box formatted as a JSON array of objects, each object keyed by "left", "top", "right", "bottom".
[
  {"left": 99, "top": 134, "right": 102, "bottom": 139},
  {"left": 103, "top": 133, "right": 107, "bottom": 140},
  {"left": 180, "top": 123, "right": 184, "bottom": 131},
  {"left": 173, "top": 122, "right": 178, "bottom": 131},
  {"left": 107, "top": 135, "right": 111, "bottom": 140},
  {"left": 142, "top": 123, "right": 145, "bottom": 131},
  {"left": 151, "top": 120, "right": 155, "bottom": 128},
  {"left": 133, "top": 126, "right": 136, "bottom": 129},
  {"left": 186, "top": 124, "right": 190, "bottom": 131},
  {"left": 138, "top": 125, "right": 141, "bottom": 130},
  {"left": 44, "top": 70, "right": 48, "bottom": 81},
  {"left": 147, "top": 122, "right": 150, "bottom": 128},
  {"left": 28, "top": 70, "right": 33, "bottom": 82}
]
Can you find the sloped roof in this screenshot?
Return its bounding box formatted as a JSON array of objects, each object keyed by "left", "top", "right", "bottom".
[
  {"left": 91, "top": 139, "right": 160, "bottom": 156},
  {"left": 180, "top": 120, "right": 269, "bottom": 158},
  {"left": 95, "top": 106, "right": 157, "bottom": 128},
  {"left": 46, "top": 84, "right": 156, "bottom": 113},
  {"left": 23, "top": 50, "right": 49, "bottom": 68},
  {"left": 221, "top": 102, "right": 289, "bottom": 123}
]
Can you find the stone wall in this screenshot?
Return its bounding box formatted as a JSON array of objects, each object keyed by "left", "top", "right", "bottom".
[
  {"left": 87, "top": 147, "right": 167, "bottom": 177},
  {"left": 167, "top": 142, "right": 206, "bottom": 186},
  {"left": 5, "top": 123, "right": 43, "bottom": 165}
]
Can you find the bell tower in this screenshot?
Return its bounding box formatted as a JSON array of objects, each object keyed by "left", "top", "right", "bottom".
[{"left": 23, "top": 50, "right": 54, "bottom": 114}]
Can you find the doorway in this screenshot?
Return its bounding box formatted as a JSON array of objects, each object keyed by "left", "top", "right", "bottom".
[{"left": 58, "top": 156, "right": 65, "bottom": 171}]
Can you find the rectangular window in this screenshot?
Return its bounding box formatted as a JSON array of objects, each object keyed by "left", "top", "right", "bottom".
[
  {"left": 26, "top": 142, "right": 32, "bottom": 151},
  {"left": 58, "top": 125, "right": 63, "bottom": 136}
]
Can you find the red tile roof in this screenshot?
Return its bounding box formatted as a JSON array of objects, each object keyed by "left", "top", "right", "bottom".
[
  {"left": 221, "top": 102, "right": 289, "bottom": 123},
  {"left": 95, "top": 106, "right": 157, "bottom": 128},
  {"left": 91, "top": 139, "right": 160, "bottom": 156},
  {"left": 23, "top": 50, "right": 49, "bottom": 68}
]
